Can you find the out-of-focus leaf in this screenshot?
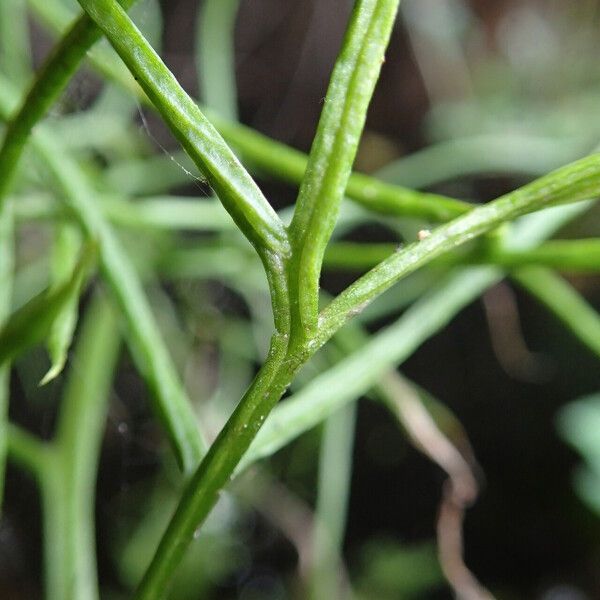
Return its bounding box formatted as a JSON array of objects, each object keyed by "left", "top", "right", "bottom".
[
  {"left": 40, "top": 224, "right": 82, "bottom": 385},
  {"left": 0, "top": 242, "right": 96, "bottom": 367},
  {"left": 355, "top": 539, "right": 443, "bottom": 599},
  {"left": 557, "top": 393, "right": 600, "bottom": 514},
  {"left": 196, "top": 0, "right": 240, "bottom": 121}
]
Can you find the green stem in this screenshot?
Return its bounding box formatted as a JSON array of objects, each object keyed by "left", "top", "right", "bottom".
[
  {"left": 197, "top": 0, "right": 240, "bottom": 121},
  {"left": 76, "top": 0, "right": 288, "bottom": 258},
  {"left": 513, "top": 267, "right": 600, "bottom": 359},
  {"left": 310, "top": 403, "right": 356, "bottom": 600},
  {"left": 318, "top": 154, "right": 600, "bottom": 343},
  {"left": 487, "top": 239, "right": 600, "bottom": 272},
  {"left": 42, "top": 294, "right": 120, "bottom": 600},
  {"left": 240, "top": 202, "right": 592, "bottom": 468},
  {"left": 12, "top": 191, "right": 600, "bottom": 275},
  {"left": 14, "top": 193, "right": 237, "bottom": 232},
  {"left": 41, "top": 450, "right": 69, "bottom": 600},
  {"left": 135, "top": 332, "right": 298, "bottom": 599},
  {"left": 137, "top": 156, "right": 598, "bottom": 597},
  {"left": 209, "top": 114, "right": 472, "bottom": 221},
  {"left": 0, "top": 0, "right": 137, "bottom": 206},
  {"left": 6, "top": 423, "right": 46, "bottom": 478},
  {"left": 288, "top": 0, "right": 401, "bottom": 341},
  {"left": 323, "top": 238, "right": 600, "bottom": 273},
  {"left": 0, "top": 78, "right": 207, "bottom": 473},
  {"left": 28, "top": 0, "right": 471, "bottom": 224},
  {"left": 0, "top": 206, "right": 13, "bottom": 507},
  {"left": 0, "top": 0, "right": 31, "bottom": 87}
]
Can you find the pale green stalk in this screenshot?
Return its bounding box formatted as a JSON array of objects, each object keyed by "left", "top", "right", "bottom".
[
  {"left": 42, "top": 295, "right": 120, "bottom": 600},
  {"left": 0, "top": 0, "right": 31, "bottom": 86},
  {"left": 513, "top": 267, "right": 600, "bottom": 359},
  {"left": 310, "top": 403, "right": 356, "bottom": 600},
  {"left": 197, "top": 0, "right": 240, "bottom": 121}
]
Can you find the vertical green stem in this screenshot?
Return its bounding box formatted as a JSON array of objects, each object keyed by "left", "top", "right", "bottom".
[
  {"left": 136, "top": 332, "right": 296, "bottom": 599},
  {"left": 41, "top": 450, "right": 70, "bottom": 600},
  {"left": 310, "top": 403, "right": 356, "bottom": 599},
  {"left": 0, "top": 0, "right": 31, "bottom": 87},
  {"left": 196, "top": 0, "right": 240, "bottom": 121},
  {"left": 42, "top": 295, "right": 121, "bottom": 600},
  {"left": 0, "top": 206, "right": 14, "bottom": 508},
  {"left": 288, "top": 0, "right": 400, "bottom": 342}
]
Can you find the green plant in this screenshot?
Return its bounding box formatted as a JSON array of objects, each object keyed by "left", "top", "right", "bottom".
[{"left": 1, "top": 0, "right": 600, "bottom": 598}]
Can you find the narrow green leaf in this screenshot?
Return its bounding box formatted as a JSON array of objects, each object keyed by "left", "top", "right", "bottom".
[
  {"left": 40, "top": 225, "right": 83, "bottom": 385},
  {"left": 0, "top": 242, "right": 96, "bottom": 366}
]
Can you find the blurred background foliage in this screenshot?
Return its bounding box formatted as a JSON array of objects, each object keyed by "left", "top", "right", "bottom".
[{"left": 1, "top": 0, "right": 600, "bottom": 598}]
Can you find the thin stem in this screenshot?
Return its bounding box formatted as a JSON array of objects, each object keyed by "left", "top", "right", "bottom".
[
  {"left": 318, "top": 154, "right": 600, "bottom": 343},
  {"left": 0, "top": 0, "right": 137, "bottom": 206},
  {"left": 13, "top": 191, "right": 600, "bottom": 275},
  {"left": 0, "top": 0, "right": 31, "bottom": 87},
  {"left": 28, "top": 0, "right": 472, "bottom": 223},
  {"left": 310, "top": 403, "right": 356, "bottom": 600},
  {"left": 76, "top": 0, "right": 289, "bottom": 259},
  {"left": 6, "top": 422, "right": 47, "bottom": 478},
  {"left": 241, "top": 202, "right": 592, "bottom": 471},
  {"left": 40, "top": 451, "right": 69, "bottom": 600},
  {"left": 135, "top": 332, "right": 298, "bottom": 599},
  {"left": 196, "top": 0, "right": 240, "bottom": 121},
  {"left": 209, "top": 115, "right": 472, "bottom": 221},
  {"left": 0, "top": 206, "right": 13, "bottom": 507},
  {"left": 287, "top": 0, "right": 401, "bottom": 341},
  {"left": 14, "top": 193, "right": 237, "bottom": 232},
  {"left": 323, "top": 239, "right": 600, "bottom": 273},
  {"left": 0, "top": 78, "right": 207, "bottom": 473},
  {"left": 487, "top": 239, "right": 600, "bottom": 272},
  {"left": 513, "top": 267, "right": 600, "bottom": 359},
  {"left": 43, "top": 294, "right": 121, "bottom": 600}
]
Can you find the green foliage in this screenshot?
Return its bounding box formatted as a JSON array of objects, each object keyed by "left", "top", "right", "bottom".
[
  {"left": 557, "top": 393, "right": 600, "bottom": 514},
  {"left": 1, "top": 0, "right": 600, "bottom": 599},
  {"left": 0, "top": 241, "right": 95, "bottom": 367}
]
